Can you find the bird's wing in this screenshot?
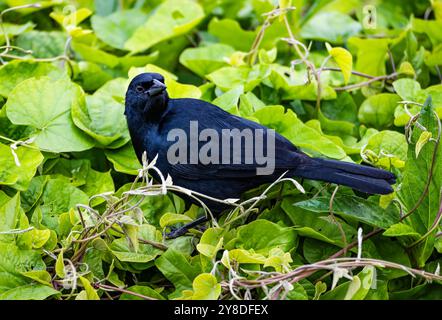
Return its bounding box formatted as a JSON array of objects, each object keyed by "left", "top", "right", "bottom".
[{"left": 161, "top": 98, "right": 302, "bottom": 180}]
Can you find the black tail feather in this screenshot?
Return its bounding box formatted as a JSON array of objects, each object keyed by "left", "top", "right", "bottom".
[{"left": 293, "top": 158, "right": 396, "bottom": 195}]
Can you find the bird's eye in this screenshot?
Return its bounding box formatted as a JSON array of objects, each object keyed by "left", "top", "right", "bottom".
[{"left": 135, "top": 85, "right": 144, "bottom": 93}]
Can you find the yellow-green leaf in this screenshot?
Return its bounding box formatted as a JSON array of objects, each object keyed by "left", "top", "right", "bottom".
[
  {"left": 50, "top": 8, "right": 92, "bottom": 28},
  {"left": 326, "top": 43, "right": 353, "bottom": 84},
  {"left": 55, "top": 251, "right": 65, "bottom": 278},
  {"left": 30, "top": 229, "right": 51, "bottom": 249},
  {"left": 21, "top": 270, "right": 52, "bottom": 286},
  {"left": 415, "top": 131, "right": 432, "bottom": 158},
  {"left": 76, "top": 276, "right": 100, "bottom": 300},
  {"left": 398, "top": 61, "right": 416, "bottom": 77},
  {"left": 159, "top": 213, "right": 193, "bottom": 229},
  {"left": 191, "top": 273, "right": 221, "bottom": 300}
]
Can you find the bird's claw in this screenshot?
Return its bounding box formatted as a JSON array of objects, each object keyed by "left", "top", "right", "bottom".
[{"left": 166, "top": 226, "right": 190, "bottom": 239}]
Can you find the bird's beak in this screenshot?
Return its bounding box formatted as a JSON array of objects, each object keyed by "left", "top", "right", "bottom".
[{"left": 147, "top": 79, "right": 167, "bottom": 96}]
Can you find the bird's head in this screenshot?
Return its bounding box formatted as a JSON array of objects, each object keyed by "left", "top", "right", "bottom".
[{"left": 125, "top": 72, "right": 168, "bottom": 118}]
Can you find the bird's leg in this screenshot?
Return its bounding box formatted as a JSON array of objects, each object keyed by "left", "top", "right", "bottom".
[{"left": 166, "top": 216, "right": 209, "bottom": 239}]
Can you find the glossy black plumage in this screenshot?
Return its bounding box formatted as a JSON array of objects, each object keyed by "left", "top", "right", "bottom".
[{"left": 125, "top": 73, "right": 396, "bottom": 216}]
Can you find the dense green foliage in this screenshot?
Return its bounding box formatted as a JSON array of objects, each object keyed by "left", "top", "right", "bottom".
[{"left": 0, "top": 0, "right": 441, "bottom": 300}]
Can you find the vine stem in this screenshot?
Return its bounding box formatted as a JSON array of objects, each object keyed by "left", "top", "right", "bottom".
[
  {"left": 0, "top": 4, "right": 42, "bottom": 56},
  {"left": 282, "top": 15, "right": 322, "bottom": 111},
  {"left": 400, "top": 110, "right": 441, "bottom": 221},
  {"left": 320, "top": 67, "right": 377, "bottom": 79},
  {"left": 328, "top": 185, "right": 348, "bottom": 254},
  {"left": 222, "top": 257, "right": 442, "bottom": 295},
  {"left": 94, "top": 283, "right": 157, "bottom": 300},
  {"left": 334, "top": 72, "right": 399, "bottom": 91},
  {"left": 246, "top": 6, "right": 296, "bottom": 66},
  {"left": 110, "top": 226, "right": 168, "bottom": 251},
  {"left": 408, "top": 197, "right": 442, "bottom": 249}
]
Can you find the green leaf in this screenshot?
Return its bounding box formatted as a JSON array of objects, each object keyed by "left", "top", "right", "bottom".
[
  {"left": 0, "top": 143, "right": 43, "bottom": 191},
  {"left": 268, "top": 66, "right": 337, "bottom": 101},
  {"left": 39, "top": 179, "right": 89, "bottom": 232},
  {"left": 45, "top": 158, "right": 89, "bottom": 187},
  {"left": 208, "top": 18, "right": 256, "bottom": 52},
  {"left": 282, "top": 198, "right": 357, "bottom": 247},
  {"left": 120, "top": 285, "right": 166, "bottom": 300},
  {"left": 314, "top": 282, "right": 327, "bottom": 300},
  {"left": 159, "top": 213, "right": 193, "bottom": 229},
  {"left": 303, "top": 238, "right": 341, "bottom": 263},
  {"left": 91, "top": 9, "right": 147, "bottom": 50},
  {"left": 435, "top": 237, "right": 442, "bottom": 254},
  {"left": 258, "top": 48, "right": 277, "bottom": 65},
  {"left": 239, "top": 92, "right": 266, "bottom": 116},
  {"left": 363, "top": 130, "right": 408, "bottom": 169},
  {"left": 81, "top": 169, "right": 115, "bottom": 205},
  {"left": 21, "top": 270, "right": 52, "bottom": 286},
  {"left": 179, "top": 44, "right": 235, "bottom": 77},
  {"left": 412, "top": 17, "right": 442, "bottom": 46},
  {"left": 348, "top": 38, "right": 391, "bottom": 76},
  {"left": 392, "top": 79, "right": 442, "bottom": 126},
  {"left": 212, "top": 85, "right": 244, "bottom": 112},
  {"left": 105, "top": 143, "right": 140, "bottom": 175},
  {"left": 16, "top": 31, "right": 67, "bottom": 59},
  {"left": 383, "top": 223, "right": 420, "bottom": 237},
  {"left": 358, "top": 94, "right": 401, "bottom": 129},
  {"left": 263, "top": 248, "right": 293, "bottom": 272},
  {"left": 124, "top": 0, "right": 205, "bottom": 53},
  {"left": 189, "top": 273, "right": 221, "bottom": 300},
  {"left": 115, "top": 183, "right": 181, "bottom": 227},
  {"left": 287, "top": 283, "right": 309, "bottom": 300},
  {"left": 207, "top": 65, "right": 268, "bottom": 92},
  {"left": 426, "top": 43, "right": 442, "bottom": 67},
  {"left": 196, "top": 228, "right": 224, "bottom": 259},
  {"left": 5, "top": 77, "right": 95, "bottom": 153},
  {"left": 110, "top": 225, "right": 163, "bottom": 263},
  {"left": 72, "top": 41, "right": 120, "bottom": 68},
  {"left": 398, "top": 97, "right": 442, "bottom": 267},
  {"left": 155, "top": 248, "right": 200, "bottom": 295},
  {"left": 0, "top": 61, "right": 64, "bottom": 98},
  {"left": 233, "top": 219, "right": 297, "bottom": 254},
  {"left": 393, "top": 79, "right": 423, "bottom": 102},
  {"left": 0, "top": 284, "right": 59, "bottom": 300},
  {"left": 0, "top": 193, "right": 21, "bottom": 243},
  {"left": 0, "top": 243, "right": 46, "bottom": 295},
  {"left": 301, "top": 12, "right": 361, "bottom": 44},
  {"left": 294, "top": 195, "right": 400, "bottom": 229},
  {"left": 72, "top": 78, "right": 130, "bottom": 148},
  {"left": 319, "top": 92, "right": 358, "bottom": 137},
  {"left": 75, "top": 62, "right": 113, "bottom": 92},
  {"left": 254, "top": 106, "right": 347, "bottom": 160},
  {"left": 221, "top": 249, "right": 266, "bottom": 267},
  {"left": 0, "top": 22, "right": 34, "bottom": 45}
]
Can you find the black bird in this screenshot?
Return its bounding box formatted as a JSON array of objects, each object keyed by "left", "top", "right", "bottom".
[{"left": 125, "top": 73, "right": 396, "bottom": 237}]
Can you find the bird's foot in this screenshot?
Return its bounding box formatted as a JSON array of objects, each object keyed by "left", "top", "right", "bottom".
[
  {"left": 165, "top": 216, "right": 209, "bottom": 239},
  {"left": 166, "top": 226, "right": 190, "bottom": 239}
]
